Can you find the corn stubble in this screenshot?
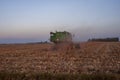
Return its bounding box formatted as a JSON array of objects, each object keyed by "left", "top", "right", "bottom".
[{"left": 0, "top": 42, "right": 120, "bottom": 78}]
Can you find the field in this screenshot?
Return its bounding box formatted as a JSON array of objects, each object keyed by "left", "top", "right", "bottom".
[{"left": 0, "top": 42, "right": 120, "bottom": 79}]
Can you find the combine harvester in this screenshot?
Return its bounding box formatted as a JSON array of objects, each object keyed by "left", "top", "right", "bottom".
[{"left": 50, "top": 31, "right": 80, "bottom": 53}]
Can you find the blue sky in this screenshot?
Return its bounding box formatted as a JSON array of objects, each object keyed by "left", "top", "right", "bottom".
[{"left": 0, "top": 0, "right": 120, "bottom": 43}]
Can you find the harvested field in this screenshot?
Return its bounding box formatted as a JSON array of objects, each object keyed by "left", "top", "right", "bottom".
[{"left": 0, "top": 42, "right": 120, "bottom": 74}]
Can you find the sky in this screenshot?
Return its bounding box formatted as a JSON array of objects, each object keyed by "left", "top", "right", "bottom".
[{"left": 0, "top": 0, "right": 120, "bottom": 43}]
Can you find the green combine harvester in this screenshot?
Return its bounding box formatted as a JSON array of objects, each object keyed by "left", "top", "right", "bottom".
[
  {"left": 50, "top": 31, "right": 72, "bottom": 43},
  {"left": 50, "top": 31, "right": 80, "bottom": 51}
]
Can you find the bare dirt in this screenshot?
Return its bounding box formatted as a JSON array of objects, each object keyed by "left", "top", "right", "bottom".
[{"left": 0, "top": 42, "right": 120, "bottom": 74}]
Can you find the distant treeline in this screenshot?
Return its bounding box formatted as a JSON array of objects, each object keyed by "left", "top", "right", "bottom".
[
  {"left": 26, "top": 41, "right": 48, "bottom": 44},
  {"left": 88, "top": 37, "right": 119, "bottom": 42}
]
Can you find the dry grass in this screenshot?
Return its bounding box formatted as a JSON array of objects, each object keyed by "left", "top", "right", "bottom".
[{"left": 0, "top": 72, "right": 120, "bottom": 80}]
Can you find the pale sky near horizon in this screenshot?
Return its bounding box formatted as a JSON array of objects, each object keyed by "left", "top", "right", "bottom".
[{"left": 0, "top": 0, "right": 120, "bottom": 43}]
